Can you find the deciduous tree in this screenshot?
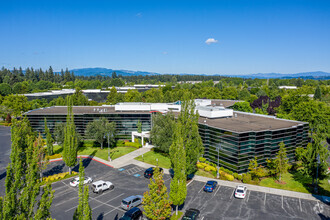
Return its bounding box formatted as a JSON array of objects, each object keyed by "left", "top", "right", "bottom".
[{"left": 44, "top": 118, "right": 53, "bottom": 155}]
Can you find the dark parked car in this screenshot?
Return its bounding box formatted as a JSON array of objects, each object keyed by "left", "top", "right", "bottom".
[
  {"left": 144, "top": 167, "right": 163, "bottom": 178},
  {"left": 119, "top": 207, "right": 143, "bottom": 220},
  {"left": 182, "top": 208, "right": 200, "bottom": 220},
  {"left": 169, "top": 168, "right": 194, "bottom": 180},
  {"left": 203, "top": 180, "right": 217, "bottom": 192}
]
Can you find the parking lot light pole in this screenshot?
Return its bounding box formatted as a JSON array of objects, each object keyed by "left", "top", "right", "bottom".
[{"left": 107, "top": 133, "right": 111, "bottom": 162}]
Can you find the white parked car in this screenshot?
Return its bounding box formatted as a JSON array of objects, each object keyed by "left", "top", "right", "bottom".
[
  {"left": 70, "top": 177, "right": 93, "bottom": 187},
  {"left": 234, "top": 186, "right": 247, "bottom": 199},
  {"left": 92, "top": 180, "right": 114, "bottom": 194}
]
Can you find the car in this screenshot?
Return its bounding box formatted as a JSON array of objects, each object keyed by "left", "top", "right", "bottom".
[
  {"left": 144, "top": 167, "right": 163, "bottom": 178},
  {"left": 69, "top": 176, "right": 93, "bottom": 187},
  {"left": 91, "top": 180, "right": 114, "bottom": 194},
  {"left": 234, "top": 185, "right": 247, "bottom": 199},
  {"left": 121, "top": 195, "right": 143, "bottom": 210},
  {"left": 203, "top": 180, "right": 217, "bottom": 192},
  {"left": 169, "top": 168, "right": 194, "bottom": 180},
  {"left": 119, "top": 207, "right": 143, "bottom": 220},
  {"left": 182, "top": 208, "right": 200, "bottom": 220}
]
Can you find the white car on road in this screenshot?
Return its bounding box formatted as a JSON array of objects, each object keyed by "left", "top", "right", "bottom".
[
  {"left": 70, "top": 177, "right": 93, "bottom": 187},
  {"left": 234, "top": 186, "right": 247, "bottom": 199}
]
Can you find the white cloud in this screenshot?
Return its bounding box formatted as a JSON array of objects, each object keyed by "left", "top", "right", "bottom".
[
  {"left": 162, "top": 51, "right": 168, "bottom": 55},
  {"left": 136, "top": 12, "right": 142, "bottom": 17},
  {"left": 205, "top": 38, "right": 218, "bottom": 45}
]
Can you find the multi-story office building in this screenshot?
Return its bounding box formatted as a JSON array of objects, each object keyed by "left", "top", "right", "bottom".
[{"left": 25, "top": 100, "right": 308, "bottom": 173}]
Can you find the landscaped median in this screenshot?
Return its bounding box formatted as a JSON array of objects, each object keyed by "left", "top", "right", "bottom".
[
  {"left": 135, "top": 151, "right": 330, "bottom": 197},
  {"left": 41, "top": 171, "right": 78, "bottom": 185}
]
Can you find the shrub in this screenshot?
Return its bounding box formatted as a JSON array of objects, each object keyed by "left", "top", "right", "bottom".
[
  {"left": 225, "top": 174, "right": 234, "bottom": 181},
  {"left": 124, "top": 141, "right": 141, "bottom": 149},
  {"left": 209, "top": 162, "right": 217, "bottom": 168},
  {"left": 242, "top": 173, "right": 252, "bottom": 184},
  {"left": 46, "top": 154, "right": 62, "bottom": 160},
  {"left": 199, "top": 157, "right": 206, "bottom": 163},
  {"left": 116, "top": 140, "right": 125, "bottom": 147},
  {"left": 205, "top": 161, "right": 210, "bottom": 165},
  {"left": 197, "top": 163, "right": 205, "bottom": 169},
  {"left": 237, "top": 174, "right": 243, "bottom": 181},
  {"left": 233, "top": 173, "right": 238, "bottom": 179},
  {"left": 204, "top": 166, "right": 212, "bottom": 172},
  {"left": 220, "top": 167, "right": 225, "bottom": 172}
]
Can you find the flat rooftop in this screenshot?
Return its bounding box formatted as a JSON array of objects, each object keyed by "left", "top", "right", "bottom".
[
  {"left": 198, "top": 112, "right": 307, "bottom": 133},
  {"left": 25, "top": 106, "right": 307, "bottom": 133},
  {"left": 25, "top": 106, "right": 151, "bottom": 115}
]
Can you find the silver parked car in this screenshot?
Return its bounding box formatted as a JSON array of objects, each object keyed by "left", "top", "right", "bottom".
[{"left": 121, "top": 195, "right": 143, "bottom": 210}]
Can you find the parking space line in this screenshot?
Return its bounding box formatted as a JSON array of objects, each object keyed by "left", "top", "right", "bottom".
[
  {"left": 65, "top": 204, "right": 79, "bottom": 212},
  {"left": 317, "top": 201, "right": 322, "bottom": 214},
  {"left": 299, "top": 198, "right": 302, "bottom": 212},
  {"left": 186, "top": 180, "right": 194, "bottom": 187},
  {"left": 198, "top": 185, "right": 204, "bottom": 193},
  {"left": 246, "top": 190, "right": 250, "bottom": 202},
  {"left": 230, "top": 188, "right": 235, "bottom": 199},
  {"left": 103, "top": 207, "right": 119, "bottom": 217},
  {"left": 213, "top": 185, "right": 221, "bottom": 197},
  {"left": 92, "top": 193, "right": 125, "bottom": 210},
  {"left": 55, "top": 195, "right": 78, "bottom": 206},
  {"left": 264, "top": 193, "right": 267, "bottom": 205},
  {"left": 200, "top": 216, "right": 204, "bottom": 220},
  {"left": 281, "top": 195, "right": 283, "bottom": 209}
]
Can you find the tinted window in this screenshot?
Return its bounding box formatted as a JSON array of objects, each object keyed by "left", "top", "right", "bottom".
[
  {"left": 237, "top": 189, "right": 244, "bottom": 193},
  {"left": 122, "top": 200, "right": 129, "bottom": 205}
]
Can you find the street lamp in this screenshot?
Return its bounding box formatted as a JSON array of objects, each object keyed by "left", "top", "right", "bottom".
[{"left": 106, "top": 133, "right": 114, "bottom": 162}]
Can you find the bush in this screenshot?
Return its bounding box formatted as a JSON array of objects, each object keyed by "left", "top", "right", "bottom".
[
  {"left": 209, "top": 162, "right": 217, "bottom": 168},
  {"left": 199, "top": 157, "right": 206, "bottom": 163},
  {"left": 220, "top": 167, "right": 225, "bottom": 172},
  {"left": 242, "top": 173, "right": 252, "bottom": 184},
  {"left": 233, "top": 173, "right": 238, "bottom": 179},
  {"left": 42, "top": 171, "right": 78, "bottom": 184},
  {"left": 237, "top": 174, "right": 242, "bottom": 181},
  {"left": 124, "top": 141, "right": 141, "bottom": 149},
  {"left": 225, "top": 174, "right": 234, "bottom": 181},
  {"left": 205, "top": 161, "right": 210, "bottom": 165},
  {"left": 197, "top": 163, "right": 206, "bottom": 169},
  {"left": 116, "top": 140, "right": 125, "bottom": 147},
  {"left": 46, "top": 154, "right": 62, "bottom": 160}
]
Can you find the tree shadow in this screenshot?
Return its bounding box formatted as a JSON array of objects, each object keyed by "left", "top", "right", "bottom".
[
  {"left": 318, "top": 213, "right": 330, "bottom": 220},
  {"left": 96, "top": 212, "right": 104, "bottom": 220},
  {"left": 73, "top": 150, "right": 97, "bottom": 172},
  {"left": 0, "top": 171, "right": 6, "bottom": 181},
  {"left": 54, "top": 146, "right": 63, "bottom": 154},
  {"left": 43, "top": 163, "right": 65, "bottom": 177}
]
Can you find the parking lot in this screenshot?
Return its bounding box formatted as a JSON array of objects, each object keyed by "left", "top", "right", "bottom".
[{"left": 46, "top": 159, "right": 330, "bottom": 220}]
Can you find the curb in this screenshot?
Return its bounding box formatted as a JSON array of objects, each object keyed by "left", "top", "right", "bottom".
[{"left": 49, "top": 156, "right": 114, "bottom": 168}]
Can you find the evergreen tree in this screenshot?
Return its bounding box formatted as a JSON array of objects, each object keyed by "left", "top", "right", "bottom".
[
  {"left": 137, "top": 120, "right": 142, "bottom": 133},
  {"left": 314, "top": 85, "right": 322, "bottom": 100},
  {"left": 275, "top": 142, "right": 290, "bottom": 181},
  {"left": 178, "top": 98, "right": 204, "bottom": 175},
  {"left": 63, "top": 97, "right": 78, "bottom": 174},
  {"left": 44, "top": 118, "right": 54, "bottom": 155},
  {"left": 142, "top": 167, "right": 172, "bottom": 220},
  {"left": 1, "top": 119, "right": 54, "bottom": 219},
  {"left": 107, "top": 86, "right": 119, "bottom": 104},
  {"left": 169, "top": 122, "right": 187, "bottom": 216}
]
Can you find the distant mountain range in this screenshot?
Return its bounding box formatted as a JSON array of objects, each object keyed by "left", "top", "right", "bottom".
[{"left": 70, "top": 68, "right": 330, "bottom": 79}]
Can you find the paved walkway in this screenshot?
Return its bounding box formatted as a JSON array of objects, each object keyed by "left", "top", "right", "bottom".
[{"left": 49, "top": 147, "right": 330, "bottom": 204}]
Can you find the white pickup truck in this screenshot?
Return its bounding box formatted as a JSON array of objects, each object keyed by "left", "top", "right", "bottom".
[{"left": 91, "top": 180, "right": 114, "bottom": 194}]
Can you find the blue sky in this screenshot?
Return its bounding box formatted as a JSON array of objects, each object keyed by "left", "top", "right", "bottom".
[{"left": 1, "top": 0, "right": 330, "bottom": 75}]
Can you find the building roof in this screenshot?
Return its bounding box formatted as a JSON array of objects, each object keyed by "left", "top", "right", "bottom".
[
  {"left": 210, "top": 99, "right": 243, "bottom": 108},
  {"left": 25, "top": 106, "right": 151, "bottom": 115},
  {"left": 198, "top": 111, "right": 307, "bottom": 133}
]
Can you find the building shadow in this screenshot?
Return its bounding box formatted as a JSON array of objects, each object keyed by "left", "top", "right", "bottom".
[{"left": 318, "top": 213, "right": 330, "bottom": 220}]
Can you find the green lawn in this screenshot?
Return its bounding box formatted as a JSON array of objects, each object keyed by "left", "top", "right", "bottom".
[
  {"left": 170, "top": 211, "right": 183, "bottom": 220},
  {"left": 53, "top": 140, "right": 137, "bottom": 161},
  {"left": 259, "top": 171, "right": 330, "bottom": 197},
  {"left": 196, "top": 169, "right": 215, "bottom": 179},
  {"left": 135, "top": 150, "right": 171, "bottom": 169}
]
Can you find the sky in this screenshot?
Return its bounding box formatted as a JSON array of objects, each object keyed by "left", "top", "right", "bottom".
[{"left": 1, "top": 0, "right": 330, "bottom": 75}]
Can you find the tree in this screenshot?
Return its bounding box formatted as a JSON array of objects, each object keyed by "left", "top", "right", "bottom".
[
  {"left": 107, "top": 86, "right": 120, "bottom": 104},
  {"left": 169, "top": 122, "right": 187, "bottom": 216},
  {"left": 142, "top": 167, "right": 172, "bottom": 220},
  {"left": 248, "top": 157, "right": 259, "bottom": 180},
  {"left": 1, "top": 118, "right": 54, "bottom": 219},
  {"left": 0, "top": 83, "right": 12, "bottom": 96},
  {"left": 221, "top": 87, "right": 238, "bottom": 99},
  {"left": 314, "top": 85, "right": 322, "bottom": 100},
  {"left": 74, "top": 158, "right": 92, "bottom": 220},
  {"left": 44, "top": 118, "right": 54, "bottom": 155},
  {"left": 276, "top": 142, "right": 289, "bottom": 181},
  {"left": 85, "top": 117, "right": 116, "bottom": 149},
  {"left": 238, "top": 88, "right": 251, "bottom": 101},
  {"left": 54, "top": 122, "right": 65, "bottom": 144},
  {"left": 179, "top": 98, "right": 204, "bottom": 175},
  {"left": 124, "top": 89, "right": 142, "bottom": 102},
  {"left": 301, "top": 132, "right": 329, "bottom": 186},
  {"left": 1, "top": 94, "right": 30, "bottom": 117},
  {"left": 5, "top": 113, "right": 11, "bottom": 124},
  {"left": 232, "top": 102, "right": 253, "bottom": 113},
  {"left": 137, "top": 120, "right": 142, "bottom": 133},
  {"left": 63, "top": 97, "right": 78, "bottom": 174},
  {"left": 150, "top": 112, "right": 175, "bottom": 153}
]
